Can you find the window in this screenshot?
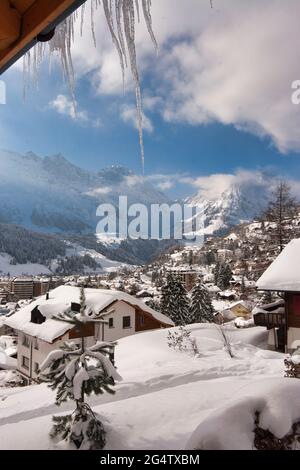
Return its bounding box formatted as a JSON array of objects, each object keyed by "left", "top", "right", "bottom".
[
  {"left": 22, "top": 356, "right": 29, "bottom": 370},
  {"left": 139, "top": 314, "right": 145, "bottom": 326},
  {"left": 34, "top": 362, "right": 39, "bottom": 373},
  {"left": 108, "top": 318, "right": 114, "bottom": 328},
  {"left": 22, "top": 335, "right": 30, "bottom": 348},
  {"left": 123, "top": 316, "right": 131, "bottom": 329}
]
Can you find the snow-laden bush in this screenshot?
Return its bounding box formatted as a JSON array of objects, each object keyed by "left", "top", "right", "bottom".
[
  {"left": 167, "top": 327, "right": 199, "bottom": 356},
  {"left": 285, "top": 348, "right": 300, "bottom": 379}
]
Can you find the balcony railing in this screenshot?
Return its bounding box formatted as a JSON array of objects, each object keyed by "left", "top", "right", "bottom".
[{"left": 254, "top": 312, "right": 285, "bottom": 329}]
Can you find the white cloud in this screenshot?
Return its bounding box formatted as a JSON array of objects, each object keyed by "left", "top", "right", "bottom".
[
  {"left": 120, "top": 104, "right": 153, "bottom": 133},
  {"left": 184, "top": 169, "right": 274, "bottom": 200},
  {"left": 69, "top": 0, "right": 300, "bottom": 153},
  {"left": 85, "top": 186, "right": 112, "bottom": 197},
  {"left": 49, "top": 94, "right": 102, "bottom": 128}
]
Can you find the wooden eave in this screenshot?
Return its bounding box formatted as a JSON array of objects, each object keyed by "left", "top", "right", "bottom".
[{"left": 0, "top": 0, "right": 87, "bottom": 75}]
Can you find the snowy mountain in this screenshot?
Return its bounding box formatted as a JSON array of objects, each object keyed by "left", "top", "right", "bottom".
[
  {"left": 186, "top": 175, "right": 273, "bottom": 237},
  {"left": 0, "top": 149, "right": 168, "bottom": 235}
]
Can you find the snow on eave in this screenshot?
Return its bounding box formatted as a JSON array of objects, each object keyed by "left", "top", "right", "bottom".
[
  {"left": 256, "top": 239, "right": 300, "bottom": 292},
  {"left": 97, "top": 296, "right": 174, "bottom": 327}
]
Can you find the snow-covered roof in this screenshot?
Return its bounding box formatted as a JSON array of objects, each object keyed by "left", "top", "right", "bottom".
[
  {"left": 257, "top": 239, "right": 300, "bottom": 292},
  {"left": 4, "top": 286, "right": 173, "bottom": 343}
]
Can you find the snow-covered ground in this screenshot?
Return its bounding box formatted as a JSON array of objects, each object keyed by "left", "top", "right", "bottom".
[
  {"left": 0, "top": 253, "right": 51, "bottom": 276},
  {"left": 0, "top": 324, "right": 297, "bottom": 450},
  {"left": 64, "top": 243, "right": 128, "bottom": 273}
]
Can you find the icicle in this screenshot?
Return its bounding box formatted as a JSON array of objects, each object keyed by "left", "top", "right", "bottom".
[
  {"left": 116, "top": 0, "right": 128, "bottom": 69},
  {"left": 23, "top": 0, "right": 159, "bottom": 174},
  {"left": 80, "top": 1, "right": 86, "bottom": 36},
  {"left": 91, "top": 0, "right": 97, "bottom": 47},
  {"left": 135, "top": 0, "right": 140, "bottom": 22},
  {"left": 122, "top": 0, "right": 145, "bottom": 173},
  {"left": 142, "top": 0, "right": 158, "bottom": 52},
  {"left": 102, "top": 0, "right": 126, "bottom": 86}
]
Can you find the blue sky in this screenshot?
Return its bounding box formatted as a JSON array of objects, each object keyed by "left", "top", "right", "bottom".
[{"left": 1, "top": 0, "right": 300, "bottom": 199}]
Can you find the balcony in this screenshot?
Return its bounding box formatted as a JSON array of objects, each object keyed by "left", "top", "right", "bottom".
[{"left": 254, "top": 312, "right": 285, "bottom": 329}]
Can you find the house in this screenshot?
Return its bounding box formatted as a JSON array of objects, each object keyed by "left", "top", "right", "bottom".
[
  {"left": 221, "top": 301, "right": 252, "bottom": 321},
  {"left": 217, "top": 290, "right": 237, "bottom": 301},
  {"left": 11, "top": 278, "right": 34, "bottom": 300},
  {"left": 254, "top": 239, "right": 300, "bottom": 352},
  {"left": 217, "top": 249, "right": 233, "bottom": 261},
  {"left": 167, "top": 267, "right": 199, "bottom": 291},
  {"left": 4, "top": 286, "right": 174, "bottom": 382}
]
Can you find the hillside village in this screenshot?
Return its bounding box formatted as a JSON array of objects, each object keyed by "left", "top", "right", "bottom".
[{"left": 1, "top": 0, "right": 300, "bottom": 456}]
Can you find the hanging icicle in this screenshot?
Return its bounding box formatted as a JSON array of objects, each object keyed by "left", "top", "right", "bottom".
[{"left": 23, "top": 0, "right": 158, "bottom": 174}]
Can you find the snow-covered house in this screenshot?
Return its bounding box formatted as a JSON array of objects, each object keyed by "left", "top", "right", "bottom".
[
  {"left": 4, "top": 286, "right": 173, "bottom": 382},
  {"left": 220, "top": 301, "right": 252, "bottom": 323},
  {"left": 255, "top": 239, "right": 300, "bottom": 352}
]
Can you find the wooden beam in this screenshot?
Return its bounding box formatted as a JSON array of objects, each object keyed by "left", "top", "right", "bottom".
[
  {"left": 0, "top": 0, "right": 21, "bottom": 50},
  {"left": 10, "top": 1, "right": 36, "bottom": 15},
  {"left": 0, "top": 0, "right": 86, "bottom": 74}
]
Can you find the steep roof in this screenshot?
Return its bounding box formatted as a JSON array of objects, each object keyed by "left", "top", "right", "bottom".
[
  {"left": 4, "top": 286, "right": 174, "bottom": 343},
  {"left": 257, "top": 239, "right": 300, "bottom": 292}
]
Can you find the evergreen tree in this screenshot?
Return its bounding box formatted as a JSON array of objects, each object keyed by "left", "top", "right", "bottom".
[
  {"left": 160, "top": 273, "right": 190, "bottom": 325},
  {"left": 145, "top": 298, "right": 161, "bottom": 312},
  {"left": 190, "top": 279, "right": 215, "bottom": 324},
  {"left": 39, "top": 287, "right": 121, "bottom": 450},
  {"left": 213, "top": 262, "right": 232, "bottom": 290},
  {"left": 263, "top": 181, "right": 299, "bottom": 252}
]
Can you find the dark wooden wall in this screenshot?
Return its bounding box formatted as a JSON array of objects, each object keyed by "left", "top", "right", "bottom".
[
  {"left": 135, "top": 308, "right": 168, "bottom": 332},
  {"left": 286, "top": 293, "right": 300, "bottom": 328},
  {"left": 69, "top": 322, "right": 95, "bottom": 339}
]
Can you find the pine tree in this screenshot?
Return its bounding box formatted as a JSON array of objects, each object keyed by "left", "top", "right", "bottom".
[
  {"left": 160, "top": 273, "right": 190, "bottom": 326},
  {"left": 263, "top": 181, "right": 299, "bottom": 252},
  {"left": 190, "top": 279, "right": 215, "bottom": 324},
  {"left": 213, "top": 262, "right": 232, "bottom": 290},
  {"left": 39, "top": 287, "right": 121, "bottom": 450}
]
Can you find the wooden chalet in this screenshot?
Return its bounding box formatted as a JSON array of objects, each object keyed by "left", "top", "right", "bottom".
[{"left": 254, "top": 239, "right": 300, "bottom": 352}]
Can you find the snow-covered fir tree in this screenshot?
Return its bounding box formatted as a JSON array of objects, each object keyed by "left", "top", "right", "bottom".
[
  {"left": 213, "top": 262, "right": 232, "bottom": 290},
  {"left": 160, "top": 273, "right": 190, "bottom": 326},
  {"left": 190, "top": 278, "right": 215, "bottom": 324},
  {"left": 39, "top": 287, "right": 121, "bottom": 450}
]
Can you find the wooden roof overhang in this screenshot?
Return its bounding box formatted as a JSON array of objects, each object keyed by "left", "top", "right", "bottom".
[{"left": 0, "top": 0, "right": 87, "bottom": 75}]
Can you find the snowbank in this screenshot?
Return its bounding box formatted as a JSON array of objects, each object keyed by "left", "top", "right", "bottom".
[
  {"left": 0, "top": 324, "right": 288, "bottom": 450},
  {"left": 186, "top": 378, "right": 300, "bottom": 450}
]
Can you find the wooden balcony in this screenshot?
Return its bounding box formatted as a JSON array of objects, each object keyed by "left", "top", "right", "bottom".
[{"left": 254, "top": 312, "right": 285, "bottom": 329}]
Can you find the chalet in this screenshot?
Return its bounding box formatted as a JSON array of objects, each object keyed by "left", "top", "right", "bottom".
[
  {"left": 4, "top": 286, "right": 174, "bottom": 382},
  {"left": 254, "top": 239, "right": 300, "bottom": 352},
  {"left": 221, "top": 301, "right": 252, "bottom": 321}
]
